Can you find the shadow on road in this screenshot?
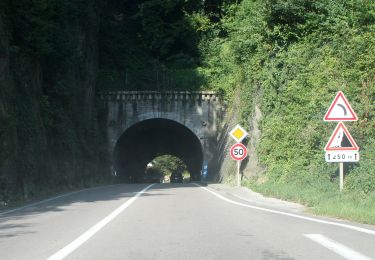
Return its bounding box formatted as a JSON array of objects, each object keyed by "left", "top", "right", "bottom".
[{"left": 0, "top": 182, "right": 209, "bottom": 238}]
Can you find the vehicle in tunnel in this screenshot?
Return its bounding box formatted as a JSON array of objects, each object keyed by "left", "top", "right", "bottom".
[
  {"left": 113, "top": 118, "right": 203, "bottom": 183},
  {"left": 170, "top": 172, "right": 183, "bottom": 183}
]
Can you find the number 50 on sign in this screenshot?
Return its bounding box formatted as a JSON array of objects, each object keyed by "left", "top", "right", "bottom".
[{"left": 230, "top": 143, "right": 248, "bottom": 161}]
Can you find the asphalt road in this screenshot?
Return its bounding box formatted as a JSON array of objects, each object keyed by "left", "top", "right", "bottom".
[{"left": 0, "top": 183, "right": 374, "bottom": 260}]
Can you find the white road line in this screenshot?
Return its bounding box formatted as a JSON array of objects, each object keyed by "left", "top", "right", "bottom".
[
  {"left": 304, "top": 234, "right": 373, "bottom": 260},
  {"left": 47, "top": 184, "right": 155, "bottom": 260},
  {"left": 0, "top": 184, "right": 122, "bottom": 216},
  {"left": 194, "top": 184, "right": 375, "bottom": 236}
]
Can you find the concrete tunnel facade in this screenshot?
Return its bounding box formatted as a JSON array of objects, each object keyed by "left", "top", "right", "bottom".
[{"left": 101, "top": 91, "right": 225, "bottom": 182}]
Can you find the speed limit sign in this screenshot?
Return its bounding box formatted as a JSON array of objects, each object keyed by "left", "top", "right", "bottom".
[{"left": 230, "top": 143, "right": 247, "bottom": 161}]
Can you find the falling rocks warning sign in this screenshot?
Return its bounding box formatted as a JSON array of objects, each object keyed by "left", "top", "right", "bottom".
[{"left": 325, "top": 122, "right": 359, "bottom": 151}]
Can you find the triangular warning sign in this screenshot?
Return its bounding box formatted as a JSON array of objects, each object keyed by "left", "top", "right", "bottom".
[
  {"left": 325, "top": 122, "right": 359, "bottom": 151},
  {"left": 324, "top": 91, "right": 358, "bottom": 121}
]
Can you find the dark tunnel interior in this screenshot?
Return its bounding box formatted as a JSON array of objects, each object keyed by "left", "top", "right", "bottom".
[{"left": 114, "top": 118, "right": 203, "bottom": 182}]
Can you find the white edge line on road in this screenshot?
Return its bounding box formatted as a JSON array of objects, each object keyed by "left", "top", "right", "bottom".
[
  {"left": 304, "top": 234, "right": 373, "bottom": 260},
  {"left": 0, "top": 184, "right": 122, "bottom": 216},
  {"left": 47, "top": 184, "right": 155, "bottom": 260},
  {"left": 194, "top": 183, "right": 375, "bottom": 236}
]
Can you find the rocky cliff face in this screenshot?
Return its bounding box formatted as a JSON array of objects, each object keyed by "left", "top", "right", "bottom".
[
  {"left": 0, "top": 13, "right": 17, "bottom": 202},
  {"left": 213, "top": 89, "right": 263, "bottom": 184},
  {"left": 0, "top": 4, "right": 108, "bottom": 204}
]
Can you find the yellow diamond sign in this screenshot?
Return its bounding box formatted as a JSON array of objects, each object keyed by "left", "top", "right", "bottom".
[{"left": 229, "top": 124, "right": 248, "bottom": 143}]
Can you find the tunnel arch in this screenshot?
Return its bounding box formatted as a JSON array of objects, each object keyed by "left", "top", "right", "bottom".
[{"left": 113, "top": 118, "right": 203, "bottom": 182}]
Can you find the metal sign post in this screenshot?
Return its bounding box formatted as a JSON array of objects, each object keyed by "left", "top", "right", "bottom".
[
  {"left": 339, "top": 162, "right": 344, "bottom": 191},
  {"left": 237, "top": 161, "right": 241, "bottom": 187},
  {"left": 230, "top": 143, "right": 247, "bottom": 187}
]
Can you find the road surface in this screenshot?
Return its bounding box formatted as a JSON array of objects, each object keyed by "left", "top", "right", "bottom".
[{"left": 0, "top": 183, "right": 374, "bottom": 259}]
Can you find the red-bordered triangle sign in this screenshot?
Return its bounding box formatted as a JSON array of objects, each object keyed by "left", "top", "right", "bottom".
[
  {"left": 324, "top": 91, "right": 358, "bottom": 121},
  {"left": 325, "top": 122, "right": 359, "bottom": 151}
]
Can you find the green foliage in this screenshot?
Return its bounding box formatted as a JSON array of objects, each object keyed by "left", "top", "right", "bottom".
[
  {"left": 199, "top": 0, "right": 375, "bottom": 214},
  {"left": 150, "top": 155, "right": 188, "bottom": 177},
  {"left": 4, "top": 0, "right": 90, "bottom": 59},
  {"left": 97, "top": 68, "right": 206, "bottom": 91},
  {"left": 135, "top": 0, "right": 198, "bottom": 59},
  {"left": 98, "top": 0, "right": 236, "bottom": 91},
  {"left": 345, "top": 138, "right": 375, "bottom": 195},
  {"left": 244, "top": 179, "right": 375, "bottom": 224}
]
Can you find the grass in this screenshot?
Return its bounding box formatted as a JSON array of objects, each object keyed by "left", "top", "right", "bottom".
[{"left": 243, "top": 179, "right": 375, "bottom": 225}]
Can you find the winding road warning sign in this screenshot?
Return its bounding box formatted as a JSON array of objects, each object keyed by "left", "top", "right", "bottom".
[
  {"left": 325, "top": 122, "right": 359, "bottom": 151},
  {"left": 324, "top": 91, "right": 358, "bottom": 121}
]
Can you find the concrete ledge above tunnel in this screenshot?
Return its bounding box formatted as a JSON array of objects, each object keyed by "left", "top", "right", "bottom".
[{"left": 114, "top": 118, "right": 203, "bottom": 182}]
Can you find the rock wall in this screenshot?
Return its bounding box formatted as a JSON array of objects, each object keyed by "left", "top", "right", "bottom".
[
  {"left": 0, "top": 14, "right": 17, "bottom": 199},
  {"left": 0, "top": 5, "right": 108, "bottom": 204},
  {"left": 214, "top": 90, "right": 263, "bottom": 184}
]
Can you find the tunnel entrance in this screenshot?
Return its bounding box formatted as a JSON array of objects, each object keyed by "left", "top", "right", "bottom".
[{"left": 113, "top": 118, "right": 203, "bottom": 182}]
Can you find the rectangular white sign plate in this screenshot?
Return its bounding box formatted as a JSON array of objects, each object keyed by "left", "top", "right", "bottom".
[{"left": 325, "top": 151, "right": 359, "bottom": 162}]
